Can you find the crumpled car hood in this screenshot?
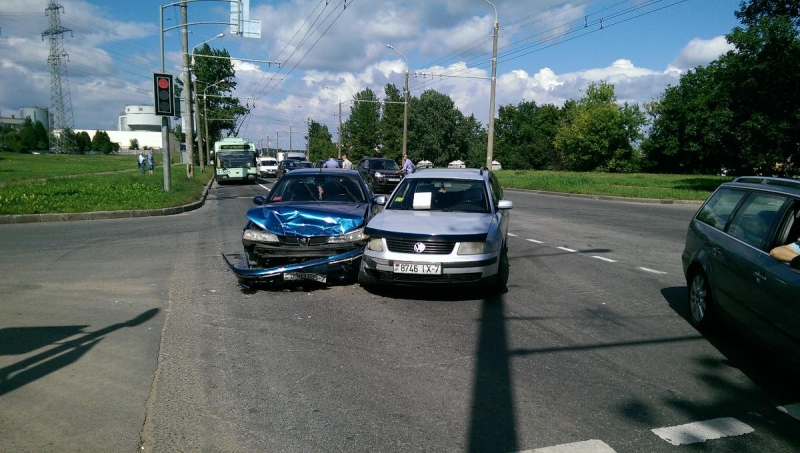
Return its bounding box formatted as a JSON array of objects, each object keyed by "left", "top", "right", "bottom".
[
  {"left": 365, "top": 210, "right": 494, "bottom": 239},
  {"left": 248, "top": 202, "right": 368, "bottom": 237}
]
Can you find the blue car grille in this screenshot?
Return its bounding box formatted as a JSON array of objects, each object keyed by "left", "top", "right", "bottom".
[{"left": 385, "top": 238, "right": 455, "bottom": 254}]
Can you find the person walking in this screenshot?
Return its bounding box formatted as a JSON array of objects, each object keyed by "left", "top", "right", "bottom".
[
  {"left": 341, "top": 154, "right": 352, "bottom": 169},
  {"left": 147, "top": 150, "right": 155, "bottom": 175},
  {"left": 399, "top": 154, "right": 415, "bottom": 176},
  {"left": 138, "top": 151, "right": 145, "bottom": 175}
]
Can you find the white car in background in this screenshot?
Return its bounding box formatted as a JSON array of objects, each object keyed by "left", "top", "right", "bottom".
[{"left": 257, "top": 157, "right": 279, "bottom": 178}]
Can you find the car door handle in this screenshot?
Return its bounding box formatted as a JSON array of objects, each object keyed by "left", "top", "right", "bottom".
[
  {"left": 711, "top": 245, "right": 723, "bottom": 256},
  {"left": 753, "top": 270, "right": 766, "bottom": 284}
]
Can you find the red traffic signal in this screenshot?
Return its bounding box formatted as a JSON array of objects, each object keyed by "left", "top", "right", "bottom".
[{"left": 153, "top": 73, "right": 175, "bottom": 116}]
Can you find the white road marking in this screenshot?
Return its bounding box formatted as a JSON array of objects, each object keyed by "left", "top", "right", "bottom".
[
  {"left": 557, "top": 246, "right": 577, "bottom": 253},
  {"left": 517, "top": 439, "right": 616, "bottom": 453},
  {"left": 778, "top": 403, "right": 800, "bottom": 421},
  {"left": 508, "top": 233, "right": 518, "bottom": 237},
  {"left": 592, "top": 256, "right": 617, "bottom": 263},
  {"left": 651, "top": 417, "right": 754, "bottom": 446},
  {"left": 638, "top": 267, "right": 667, "bottom": 275},
  {"left": 526, "top": 238, "right": 544, "bottom": 244}
]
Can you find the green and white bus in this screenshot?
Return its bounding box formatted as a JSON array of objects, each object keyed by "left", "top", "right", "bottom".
[{"left": 211, "top": 137, "right": 258, "bottom": 183}]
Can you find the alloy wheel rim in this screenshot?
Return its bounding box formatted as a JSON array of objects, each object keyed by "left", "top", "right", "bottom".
[{"left": 690, "top": 275, "right": 707, "bottom": 322}]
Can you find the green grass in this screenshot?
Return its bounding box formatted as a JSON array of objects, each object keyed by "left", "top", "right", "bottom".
[
  {"left": 0, "top": 152, "right": 211, "bottom": 215},
  {"left": 0, "top": 151, "right": 150, "bottom": 182},
  {"left": 495, "top": 170, "right": 732, "bottom": 201}
]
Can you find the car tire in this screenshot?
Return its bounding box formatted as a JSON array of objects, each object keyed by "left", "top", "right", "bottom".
[
  {"left": 688, "top": 270, "right": 714, "bottom": 331},
  {"left": 357, "top": 265, "right": 371, "bottom": 288},
  {"left": 494, "top": 245, "right": 509, "bottom": 292}
]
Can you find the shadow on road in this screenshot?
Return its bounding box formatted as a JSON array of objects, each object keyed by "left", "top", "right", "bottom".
[{"left": 0, "top": 308, "right": 159, "bottom": 396}]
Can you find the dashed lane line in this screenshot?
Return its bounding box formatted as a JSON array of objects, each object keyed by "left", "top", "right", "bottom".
[
  {"left": 778, "top": 403, "right": 800, "bottom": 421},
  {"left": 526, "top": 238, "right": 544, "bottom": 244},
  {"left": 638, "top": 267, "right": 668, "bottom": 275},
  {"left": 592, "top": 256, "right": 617, "bottom": 263},
  {"left": 557, "top": 246, "right": 577, "bottom": 253},
  {"left": 516, "top": 439, "right": 616, "bottom": 453},
  {"left": 651, "top": 417, "right": 754, "bottom": 446}
]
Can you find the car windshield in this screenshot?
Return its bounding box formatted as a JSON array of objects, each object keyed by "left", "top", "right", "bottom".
[
  {"left": 387, "top": 178, "right": 489, "bottom": 213},
  {"left": 370, "top": 160, "right": 399, "bottom": 171},
  {"left": 268, "top": 174, "right": 367, "bottom": 203}
]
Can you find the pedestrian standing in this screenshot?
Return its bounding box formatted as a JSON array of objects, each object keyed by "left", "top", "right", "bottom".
[
  {"left": 322, "top": 156, "right": 340, "bottom": 168},
  {"left": 138, "top": 151, "right": 145, "bottom": 175},
  {"left": 147, "top": 150, "right": 155, "bottom": 175},
  {"left": 341, "top": 154, "right": 352, "bottom": 169}
]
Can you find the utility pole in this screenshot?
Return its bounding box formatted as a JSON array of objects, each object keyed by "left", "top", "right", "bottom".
[
  {"left": 306, "top": 117, "right": 311, "bottom": 159},
  {"left": 289, "top": 122, "right": 292, "bottom": 153},
  {"left": 193, "top": 79, "right": 204, "bottom": 173},
  {"left": 485, "top": 0, "right": 499, "bottom": 170},
  {"left": 180, "top": 0, "right": 195, "bottom": 178}
]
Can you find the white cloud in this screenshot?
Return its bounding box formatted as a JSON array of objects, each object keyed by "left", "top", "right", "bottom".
[{"left": 668, "top": 36, "right": 734, "bottom": 72}]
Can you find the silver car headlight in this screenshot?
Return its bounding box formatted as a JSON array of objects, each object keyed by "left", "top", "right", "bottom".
[
  {"left": 327, "top": 228, "right": 367, "bottom": 244},
  {"left": 457, "top": 241, "right": 491, "bottom": 255},
  {"left": 243, "top": 228, "right": 279, "bottom": 243},
  {"left": 367, "top": 237, "right": 384, "bottom": 251}
]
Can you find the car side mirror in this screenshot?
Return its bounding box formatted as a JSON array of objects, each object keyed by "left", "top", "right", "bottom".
[
  {"left": 497, "top": 199, "right": 513, "bottom": 210},
  {"left": 253, "top": 195, "right": 267, "bottom": 205},
  {"left": 373, "top": 195, "right": 387, "bottom": 206}
]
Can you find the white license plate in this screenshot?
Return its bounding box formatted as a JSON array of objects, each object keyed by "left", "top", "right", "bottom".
[
  {"left": 393, "top": 263, "right": 441, "bottom": 274},
  {"left": 387, "top": 178, "right": 400, "bottom": 182},
  {"left": 284, "top": 272, "right": 327, "bottom": 283}
]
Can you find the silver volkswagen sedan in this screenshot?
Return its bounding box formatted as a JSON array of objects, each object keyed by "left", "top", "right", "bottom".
[{"left": 358, "top": 167, "right": 513, "bottom": 292}]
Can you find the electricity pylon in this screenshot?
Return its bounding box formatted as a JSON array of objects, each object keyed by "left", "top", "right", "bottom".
[{"left": 41, "top": 0, "right": 77, "bottom": 153}]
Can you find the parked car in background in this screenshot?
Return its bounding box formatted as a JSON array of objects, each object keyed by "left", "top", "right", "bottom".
[
  {"left": 682, "top": 176, "right": 800, "bottom": 368},
  {"left": 356, "top": 157, "right": 403, "bottom": 194},
  {"left": 359, "top": 167, "right": 513, "bottom": 292},
  {"left": 223, "top": 168, "right": 376, "bottom": 287},
  {"left": 257, "top": 157, "right": 279, "bottom": 178},
  {"left": 276, "top": 159, "right": 313, "bottom": 179}
]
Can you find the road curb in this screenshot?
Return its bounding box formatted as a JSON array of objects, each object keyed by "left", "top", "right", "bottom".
[{"left": 0, "top": 178, "right": 214, "bottom": 224}]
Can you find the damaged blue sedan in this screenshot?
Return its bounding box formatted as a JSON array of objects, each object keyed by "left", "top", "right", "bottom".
[{"left": 223, "top": 168, "right": 376, "bottom": 286}]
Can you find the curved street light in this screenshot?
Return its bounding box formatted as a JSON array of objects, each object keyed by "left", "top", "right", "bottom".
[
  {"left": 325, "top": 86, "right": 343, "bottom": 159},
  {"left": 484, "top": 0, "right": 499, "bottom": 170},
  {"left": 386, "top": 44, "right": 409, "bottom": 158}
]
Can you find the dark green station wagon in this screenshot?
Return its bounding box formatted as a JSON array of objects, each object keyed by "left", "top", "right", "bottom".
[{"left": 682, "top": 177, "right": 800, "bottom": 367}]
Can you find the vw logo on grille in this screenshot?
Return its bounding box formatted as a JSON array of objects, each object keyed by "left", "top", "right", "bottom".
[{"left": 413, "top": 242, "right": 426, "bottom": 253}]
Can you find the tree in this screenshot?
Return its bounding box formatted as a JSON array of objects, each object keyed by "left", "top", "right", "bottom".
[
  {"left": 130, "top": 138, "right": 140, "bottom": 151},
  {"left": 75, "top": 131, "right": 92, "bottom": 153},
  {"left": 380, "top": 83, "right": 404, "bottom": 156},
  {"left": 555, "top": 82, "right": 646, "bottom": 172},
  {"left": 187, "top": 44, "right": 249, "bottom": 150},
  {"left": 341, "top": 88, "right": 381, "bottom": 161},
  {"left": 307, "top": 121, "right": 336, "bottom": 162},
  {"left": 407, "top": 89, "right": 470, "bottom": 167},
  {"left": 91, "top": 130, "right": 114, "bottom": 154},
  {"left": 495, "top": 101, "right": 562, "bottom": 170},
  {"left": 642, "top": 0, "right": 800, "bottom": 175}
]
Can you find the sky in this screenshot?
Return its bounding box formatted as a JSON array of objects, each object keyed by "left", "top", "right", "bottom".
[{"left": 0, "top": 0, "right": 743, "bottom": 149}]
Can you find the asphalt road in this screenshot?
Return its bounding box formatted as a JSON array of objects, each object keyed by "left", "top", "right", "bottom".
[{"left": 1, "top": 181, "right": 798, "bottom": 453}]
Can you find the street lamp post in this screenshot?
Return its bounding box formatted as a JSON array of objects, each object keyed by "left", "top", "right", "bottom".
[
  {"left": 325, "top": 86, "right": 342, "bottom": 159},
  {"left": 485, "top": 0, "right": 499, "bottom": 170},
  {"left": 204, "top": 78, "right": 226, "bottom": 168},
  {"left": 386, "top": 44, "right": 408, "bottom": 158},
  {"left": 192, "top": 33, "right": 224, "bottom": 174}
]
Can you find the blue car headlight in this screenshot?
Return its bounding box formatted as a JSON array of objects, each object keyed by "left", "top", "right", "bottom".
[
  {"left": 243, "top": 228, "right": 279, "bottom": 243},
  {"left": 327, "top": 228, "right": 367, "bottom": 244}
]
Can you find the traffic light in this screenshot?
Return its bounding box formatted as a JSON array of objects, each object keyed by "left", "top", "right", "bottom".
[{"left": 153, "top": 73, "right": 175, "bottom": 116}]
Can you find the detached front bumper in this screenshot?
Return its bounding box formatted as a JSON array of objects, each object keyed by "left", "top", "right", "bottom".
[{"left": 222, "top": 247, "right": 364, "bottom": 285}]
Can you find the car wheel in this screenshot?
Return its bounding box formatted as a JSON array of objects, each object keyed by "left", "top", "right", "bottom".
[
  {"left": 688, "top": 271, "right": 714, "bottom": 330},
  {"left": 357, "top": 265, "right": 371, "bottom": 287},
  {"left": 494, "top": 245, "right": 509, "bottom": 291}
]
